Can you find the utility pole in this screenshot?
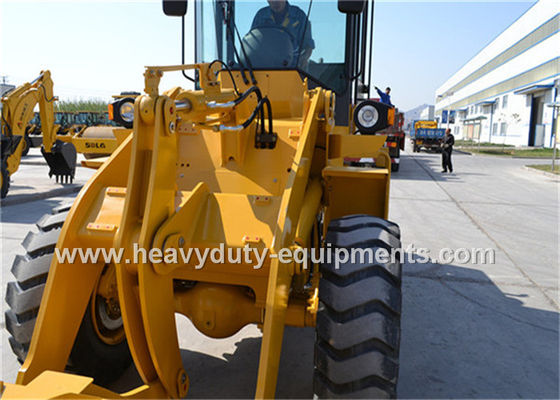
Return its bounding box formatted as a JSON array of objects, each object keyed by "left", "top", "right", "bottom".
[
  {"left": 548, "top": 102, "right": 559, "bottom": 172},
  {"left": 478, "top": 118, "right": 482, "bottom": 153},
  {"left": 488, "top": 102, "right": 495, "bottom": 145}
]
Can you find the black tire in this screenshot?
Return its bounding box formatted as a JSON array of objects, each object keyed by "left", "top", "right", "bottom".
[
  {"left": 1, "top": 161, "right": 9, "bottom": 198},
  {"left": 4, "top": 205, "right": 132, "bottom": 385},
  {"left": 391, "top": 163, "right": 399, "bottom": 172},
  {"left": 314, "top": 214, "right": 402, "bottom": 399}
]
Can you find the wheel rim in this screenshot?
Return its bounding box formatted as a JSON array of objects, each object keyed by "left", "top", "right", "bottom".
[{"left": 90, "top": 265, "right": 125, "bottom": 345}]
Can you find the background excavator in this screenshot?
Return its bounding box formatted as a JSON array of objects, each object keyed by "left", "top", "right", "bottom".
[
  {"left": 0, "top": 71, "right": 77, "bottom": 197},
  {"left": 0, "top": 74, "right": 134, "bottom": 198},
  {"left": 1, "top": 0, "right": 403, "bottom": 398}
]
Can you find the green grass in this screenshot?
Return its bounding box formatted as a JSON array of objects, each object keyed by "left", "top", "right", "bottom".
[
  {"left": 526, "top": 164, "right": 560, "bottom": 175},
  {"left": 455, "top": 139, "right": 514, "bottom": 148},
  {"left": 54, "top": 99, "right": 108, "bottom": 113},
  {"left": 468, "top": 147, "right": 560, "bottom": 158}
]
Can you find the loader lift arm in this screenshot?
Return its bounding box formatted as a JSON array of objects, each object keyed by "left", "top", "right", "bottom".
[{"left": 1, "top": 70, "right": 77, "bottom": 198}]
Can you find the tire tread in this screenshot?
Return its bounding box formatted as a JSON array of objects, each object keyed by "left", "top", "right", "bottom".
[{"left": 314, "top": 214, "right": 402, "bottom": 399}]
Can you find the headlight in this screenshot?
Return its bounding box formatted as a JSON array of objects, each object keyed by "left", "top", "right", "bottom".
[
  {"left": 356, "top": 105, "right": 378, "bottom": 128},
  {"left": 109, "top": 97, "right": 136, "bottom": 128},
  {"left": 353, "top": 100, "right": 392, "bottom": 135},
  {"left": 119, "top": 101, "right": 134, "bottom": 123}
]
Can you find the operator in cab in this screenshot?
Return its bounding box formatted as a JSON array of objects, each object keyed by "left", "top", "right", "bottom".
[{"left": 251, "top": 0, "right": 315, "bottom": 66}]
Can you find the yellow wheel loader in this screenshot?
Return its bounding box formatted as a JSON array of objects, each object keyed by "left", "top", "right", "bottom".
[{"left": 2, "top": 0, "right": 402, "bottom": 398}]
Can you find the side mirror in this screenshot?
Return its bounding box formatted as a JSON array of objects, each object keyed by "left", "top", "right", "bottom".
[
  {"left": 338, "top": 0, "right": 366, "bottom": 14},
  {"left": 163, "top": 0, "right": 187, "bottom": 17}
]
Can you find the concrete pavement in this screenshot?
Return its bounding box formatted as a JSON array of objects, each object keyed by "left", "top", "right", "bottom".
[
  {"left": 0, "top": 149, "right": 558, "bottom": 398},
  {"left": 392, "top": 150, "right": 558, "bottom": 398},
  {"left": 0, "top": 148, "right": 96, "bottom": 206}
]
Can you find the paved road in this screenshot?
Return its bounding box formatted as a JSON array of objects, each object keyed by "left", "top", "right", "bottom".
[
  {"left": 391, "top": 150, "right": 558, "bottom": 399},
  {"left": 0, "top": 150, "right": 558, "bottom": 398},
  {"left": 0, "top": 148, "right": 96, "bottom": 206}
]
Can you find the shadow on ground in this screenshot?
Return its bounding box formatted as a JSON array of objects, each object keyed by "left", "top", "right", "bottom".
[
  {"left": 107, "top": 256, "right": 558, "bottom": 398},
  {"left": 0, "top": 199, "right": 73, "bottom": 224},
  {"left": 392, "top": 153, "right": 486, "bottom": 182},
  {"left": 400, "top": 255, "right": 558, "bottom": 399}
]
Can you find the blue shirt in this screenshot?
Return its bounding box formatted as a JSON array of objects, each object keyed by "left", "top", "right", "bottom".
[
  {"left": 251, "top": 2, "right": 315, "bottom": 55},
  {"left": 376, "top": 88, "right": 393, "bottom": 107}
]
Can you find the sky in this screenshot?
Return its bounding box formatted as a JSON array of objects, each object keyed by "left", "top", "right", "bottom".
[
  {"left": 372, "top": 1, "right": 535, "bottom": 110},
  {"left": 0, "top": 0, "right": 536, "bottom": 111}
]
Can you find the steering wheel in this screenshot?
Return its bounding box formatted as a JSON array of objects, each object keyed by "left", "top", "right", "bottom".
[{"left": 241, "top": 26, "right": 295, "bottom": 68}]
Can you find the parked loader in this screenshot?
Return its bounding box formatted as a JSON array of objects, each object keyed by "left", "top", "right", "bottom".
[{"left": 2, "top": 0, "right": 403, "bottom": 398}]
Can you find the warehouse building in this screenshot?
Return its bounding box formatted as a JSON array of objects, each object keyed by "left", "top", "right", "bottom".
[
  {"left": 435, "top": 0, "right": 560, "bottom": 147},
  {"left": 420, "top": 105, "right": 435, "bottom": 121},
  {"left": 0, "top": 83, "right": 15, "bottom": 97}
]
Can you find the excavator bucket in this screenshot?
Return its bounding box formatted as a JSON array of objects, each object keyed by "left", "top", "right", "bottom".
[{"left": 41, "top": 140, "right": 77, "bottom": 183}]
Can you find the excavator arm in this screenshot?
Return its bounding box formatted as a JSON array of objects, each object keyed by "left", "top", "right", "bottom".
[{"left": 0, "top": 70, "right": 77, "bottom": 197}]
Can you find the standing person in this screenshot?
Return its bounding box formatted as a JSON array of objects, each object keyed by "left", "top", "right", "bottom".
[
  {"left": 441, "top": 128, "right": 455, "bottom": 173},
  {"left": 375, "top": 86, "right": 393, "bottom": 107}
]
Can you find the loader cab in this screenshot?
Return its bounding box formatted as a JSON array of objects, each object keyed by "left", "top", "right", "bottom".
[{"left": 192, "top": 0, "right": 374, "bottom": 124}]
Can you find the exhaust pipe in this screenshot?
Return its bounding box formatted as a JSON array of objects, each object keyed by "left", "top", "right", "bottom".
[{"left": 41, "top": 140, "right": 77, "bottom": 184}]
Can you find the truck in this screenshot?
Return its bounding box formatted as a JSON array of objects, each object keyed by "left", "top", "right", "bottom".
[
  {"left": 410, "top": 120, "right": 445, "bottom": 152},
  {"left": 378, "top": 109, "right": 405, "bottom": 171}
]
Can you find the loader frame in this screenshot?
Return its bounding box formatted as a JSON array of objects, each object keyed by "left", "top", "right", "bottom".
[{"left": 3, "top": 62, "right": 392, "bottom": 398}]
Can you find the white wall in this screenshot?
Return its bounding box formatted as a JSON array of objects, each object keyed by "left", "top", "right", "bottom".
[
  {"left": 419, "top": 105, "right": 435, "bottom": 120},
  {"left": 437, "top": 0, "right": 560, "bottom": 97},
  {"left": 434, "top": 0, "right": 560, "bottom": 147},
  {"left": 444, "top": 80, "right": 558, "bottom": 146}
]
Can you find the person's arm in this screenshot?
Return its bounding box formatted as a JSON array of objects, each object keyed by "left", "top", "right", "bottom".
[
  {"left": 300, "top": 47, "right": 313, "bottom": 64},
  {"left": 296, "top": 16, "right": 314, "bottom": 68},
  {"left": 251, "top": 8, "right": 264, "bottom": 30},
  {"left": 303, "top": 19, "right": 314, "bottom": 54},
  {"left": 375, "top": 87, "right": 383, "bottom": 97}
]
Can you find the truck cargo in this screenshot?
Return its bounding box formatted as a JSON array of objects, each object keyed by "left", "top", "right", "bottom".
[
  {"left": 410, "top": 120, "right": 445, "bottom": 152},
  {"left": 378, "top": 110, "right": 405, "bottom": 171}
]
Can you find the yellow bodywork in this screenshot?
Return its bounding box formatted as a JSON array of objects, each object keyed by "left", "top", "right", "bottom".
[
  {"left": 414, "top": 119, "right": 438, "bottom": 130},
  {"left": 1, "top": 64, "right": 391, "bottom": 398},
  {"left": 1, "top": 71, "right": 58, "bottom": 177},
  {"left": 57, "top": 126, "right": 131, "bottom": 156},
  {"left": 0, "top": 71, "right": 128, "bottom": 197}
]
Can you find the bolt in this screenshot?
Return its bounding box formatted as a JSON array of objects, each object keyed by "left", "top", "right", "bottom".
[
  {"left": 181, "top": 372, "right": 187, "bottom": 384},
  {"left": 178, "top": 236, "right": 185, "bottom": 247},
  {"left": 169, "top": 121, "right": 175, "bottom": 133}
]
